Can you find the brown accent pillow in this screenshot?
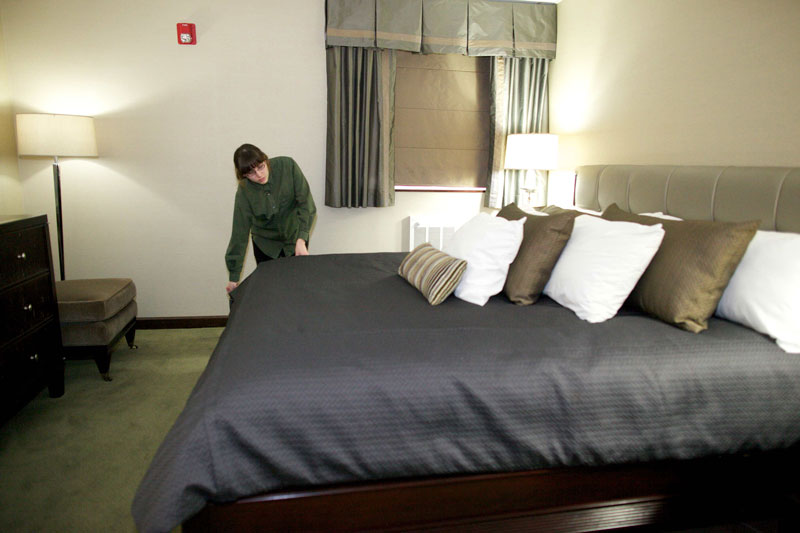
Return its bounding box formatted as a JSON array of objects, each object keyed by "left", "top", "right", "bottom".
[
  {"left": 539, "top": 204, "right": 579, "bottom": 216},
  {"left": 601, "top": 204, "right": 759, "bottom": 332},
  {"left": 497, "top": 203, "right": 577, "bottom": 305}
]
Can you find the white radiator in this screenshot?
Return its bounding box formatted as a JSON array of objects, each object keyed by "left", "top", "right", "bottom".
[{"left": 407, "top": 215, "right": 467, "bottom": 251}]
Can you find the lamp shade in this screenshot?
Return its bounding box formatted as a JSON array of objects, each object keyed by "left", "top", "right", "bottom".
[
  {"left": 504, "top": 133, "right": 558, "bottom": 170},
  {"left": 15, "top": 114, "right": 98, "bottom": 157}
]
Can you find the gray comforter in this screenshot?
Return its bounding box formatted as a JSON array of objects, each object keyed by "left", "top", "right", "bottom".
[{"left": 132, "top": 253, "right": 800, "bottom": 532}]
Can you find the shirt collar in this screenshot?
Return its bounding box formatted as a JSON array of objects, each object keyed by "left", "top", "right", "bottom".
[{"left": 244, "top": 178, "right": 271, "bottom": 191}]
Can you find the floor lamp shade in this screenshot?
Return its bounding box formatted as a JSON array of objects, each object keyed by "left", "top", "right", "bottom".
[
  {"left": 15, "top": 113, "right": 98, "bottom": 281},
  {"left": 15, "top": 114, "right": 98, "bottom": 157}
]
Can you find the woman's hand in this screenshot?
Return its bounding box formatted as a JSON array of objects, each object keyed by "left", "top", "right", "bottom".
[
  {"left": 295, "top": 238, "right": 309, "bottom": 256},
  {"left": 226, "top": 281, "right": 239, "bottom": 294}
]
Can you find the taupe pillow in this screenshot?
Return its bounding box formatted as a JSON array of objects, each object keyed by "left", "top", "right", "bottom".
[
  {"left": 540, "top": 204, "right": 602, "bottom": 218},
  {"left": 497, "top": 203, "right": 577, "bottom": 305},
  {"left": 539, "top": 204, "right": 578, "bottom": 216},
  {"left": 601, "top": 204, "right": 759, "bottom": 332},
  {"left": 398, "top": 243, "right": 467, "bottom": 305}
]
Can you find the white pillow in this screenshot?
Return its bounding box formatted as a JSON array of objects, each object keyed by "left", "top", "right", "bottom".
[
  {"left": 443, "top": 213, "right": 525, "bottom": 306},
  {"left": 543, "top": 215, "right": 665, "bottom": 323},
  {"left": 716, "top": 230, "right": 800, "bottom": 353}
]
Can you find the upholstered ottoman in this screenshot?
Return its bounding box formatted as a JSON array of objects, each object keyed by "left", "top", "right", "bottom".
[{"left": 56, "top": 278, "right": 138, "bottom": 381}]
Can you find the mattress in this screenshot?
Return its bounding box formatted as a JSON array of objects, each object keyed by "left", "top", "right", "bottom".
[{"left": 132, "top": 252, "right": 800, "bottom": 532}]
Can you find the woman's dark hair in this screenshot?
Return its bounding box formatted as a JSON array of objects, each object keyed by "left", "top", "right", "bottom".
[{"left": 233, "top": 143, "right": 270, "bottom": 181}]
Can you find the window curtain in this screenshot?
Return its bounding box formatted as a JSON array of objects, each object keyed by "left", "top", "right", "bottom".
[
  {"left": 421, "top": 0, "right": 468, "bottom": 55},
  {"left": 325, "top": 0, "right": 555, "bottom": 204},
  {"left": 468, "top": 1, "right": 514, "bottom": 57},
  {"left": 326, "top": 46, "right": 396, "bottom": 208},
  {"left": 326, "top": 0, "right": 556, "bottom": 58},
  {"left": 485, "top": 56, "right": 550, "bottom": 209}
]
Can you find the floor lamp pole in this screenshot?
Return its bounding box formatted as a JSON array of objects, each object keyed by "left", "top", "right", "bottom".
[{"left": 52, "top": 156, "right": 65, "bottom": 281}]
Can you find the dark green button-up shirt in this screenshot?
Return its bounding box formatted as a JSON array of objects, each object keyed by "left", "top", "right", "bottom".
[{"left": 225, "top": 156, "right": 316, "bottom": 282}]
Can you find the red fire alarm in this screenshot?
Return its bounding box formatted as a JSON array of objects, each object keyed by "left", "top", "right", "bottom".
[{"left": 177, "top": 23, "right": 196, "bottom": 45}]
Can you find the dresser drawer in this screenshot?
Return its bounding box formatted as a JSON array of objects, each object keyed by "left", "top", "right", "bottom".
[
  {"left": 0, "top": 225, "right": 51, "bottom": 287},
  {"left": 1, "top": 215, "right": 64, "bottom": 424},
  {"left": 0, "top": 274, "right": 56, "bottom": 343},
  {"left": 0, "top": 326, "right": 51, "bottom": 404}
]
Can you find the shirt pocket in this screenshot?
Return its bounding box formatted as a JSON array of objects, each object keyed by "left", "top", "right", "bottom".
[{"left": 278, "top": 189, "right": 293, "bottom": 211}]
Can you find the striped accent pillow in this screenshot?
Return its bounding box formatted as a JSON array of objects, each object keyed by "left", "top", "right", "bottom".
[{"left": 398, "top": 243, "right": 467, "bottom": 305}]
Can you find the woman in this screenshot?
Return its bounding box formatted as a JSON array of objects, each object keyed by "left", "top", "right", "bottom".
[{"left": 225, "top": 143, "right": 316, "bottom": 294}]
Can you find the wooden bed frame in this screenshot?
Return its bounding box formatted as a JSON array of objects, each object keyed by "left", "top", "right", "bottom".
[
  {"left": 183, "top": 165, "right": 800, "bottom": 532},
  {"left": 184, "top": 448, "right": 800, "bottom": 531}
]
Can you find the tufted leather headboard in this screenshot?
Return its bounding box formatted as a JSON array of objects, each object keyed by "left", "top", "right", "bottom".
[{"left": 574, "top": 165, "right": 800, "bottom": 233}]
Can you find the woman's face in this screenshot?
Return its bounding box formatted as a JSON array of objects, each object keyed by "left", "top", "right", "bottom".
[{"left": 245, "top": 161, "right": 269, "bottom": 184}]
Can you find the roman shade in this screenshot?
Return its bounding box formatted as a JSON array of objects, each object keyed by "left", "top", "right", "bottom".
[
  {"left": 394, "top": 52, "right": 490, "bottom": 188},
  {"left": 326, "top": 0, "right": 557, "bottom": 59}
]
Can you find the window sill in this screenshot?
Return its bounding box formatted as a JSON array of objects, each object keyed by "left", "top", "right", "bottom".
[{"left": 395, "top": 185, "right": 486, "bottom": 193}]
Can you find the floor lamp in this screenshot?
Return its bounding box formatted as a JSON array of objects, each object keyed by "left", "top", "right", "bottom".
[{"left": 15, "top": 113, "right": 98, "bottom": 281}]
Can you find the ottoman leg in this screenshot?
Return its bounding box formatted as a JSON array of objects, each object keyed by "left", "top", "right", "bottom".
[
  {"left": 93, "top": 347, "right": 113, "bottom": 382},
  {"left": 125, "top": 321, "right": 138, "bottom": 349}
]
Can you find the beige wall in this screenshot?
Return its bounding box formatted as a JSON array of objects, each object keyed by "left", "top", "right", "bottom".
[
  {"left": 0, "top": 0, "right": 484, "bottom": 317},
  {"left": 0, "top": 16, "right": 22, "bottom": 214},
  {"left": 12, "top": 0, "right": 788, "bottom": 318},
  {"left": 551, "top": 0, "right": 800, "bottom": 168}
]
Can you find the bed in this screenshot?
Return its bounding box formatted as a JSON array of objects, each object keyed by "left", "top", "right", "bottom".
[{"left": 133, "top": 165, "right": 800, "bottom": 532}]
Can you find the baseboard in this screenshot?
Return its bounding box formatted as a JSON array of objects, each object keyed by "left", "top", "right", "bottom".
[{"left": 137, "top": 316, "right": 227, "bottom": 329}]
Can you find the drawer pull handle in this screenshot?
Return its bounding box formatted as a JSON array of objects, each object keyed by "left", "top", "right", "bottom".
[
  {"left": 17, "top": 252, "right": 27, "bottom": 260},
  {"left": 23, "top": 304, "right": 34, "bottom": 312},
  {"left": 30, "top": 353, "right": 39, "bottom": 363}
]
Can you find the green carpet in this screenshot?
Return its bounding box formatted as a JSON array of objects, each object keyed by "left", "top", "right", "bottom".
[{"left": 0, "top": 327, "right": 222, "bottom": 533}]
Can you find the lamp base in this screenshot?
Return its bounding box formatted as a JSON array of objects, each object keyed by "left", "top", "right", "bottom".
[{"left": 53, "top": 158, "right": 65, "bottom": 281}]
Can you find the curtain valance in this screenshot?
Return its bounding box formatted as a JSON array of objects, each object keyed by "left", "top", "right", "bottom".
[{"left": 326, "top": 0, "right": 556, "bottom": 59}]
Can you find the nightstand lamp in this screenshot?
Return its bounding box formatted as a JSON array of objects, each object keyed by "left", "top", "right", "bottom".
[{"left": 504, "top": 133, "right": 559, "bottom": 208}]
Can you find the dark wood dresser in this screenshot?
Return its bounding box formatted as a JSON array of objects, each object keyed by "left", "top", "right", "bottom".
[{"left": 1, "top": 214, "right": 65, "bottom": 425}]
